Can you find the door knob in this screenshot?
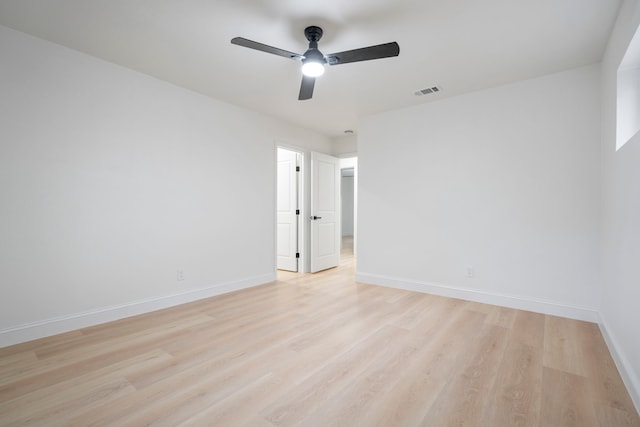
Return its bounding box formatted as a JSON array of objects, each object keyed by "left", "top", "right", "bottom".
[{"left": 311, "top": 216, "right": 322, "bottom": 220}]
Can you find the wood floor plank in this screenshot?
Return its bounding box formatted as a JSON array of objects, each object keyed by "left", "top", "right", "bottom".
[
  {"left": 479, "top": 309, "right": 546, "bottom": 426},
  {"left": 4, "top": 376, "right": 134, "bottom": 426},
  {"left": 540, "top": 367, "right": 599, "bottom": 427},
  {"left": 0, "top": 330, "right": 84, "bottom": 360},
  {"left": 0, "top": 246, "right": 637, "bottom": 426},
  {"left": 0, "top": 350, "right": 38, "bottom": 381},
  {"left": 0, "top": 314, "right": 214, "bottom": 402},
  {"left": 0, "top": 350, "right": 171, "bottom": 425},
  {"left": 421, "top": 323, "right": 511, "bottom": 426},
  {"left": 177, "top": 372, "right": 285, "bottom": 426},
  {"left": 596, "top": 405, "right": 640, "bottom": 427},
  {"left": 350, "top": 306, "right": 488, "bottom": 427},
  {"left": 543, "top": 315, "right": 590, "bottom": 377},
  {"left": 261, "top": 325, "right": 411, "bottom": 426},
  {"left": 579, "top": 324, "right": 640, "bottom": 426},
  {"left": 125, "top": 311, "right": 306, "bottom": 390},
  {"left": 482, "top": 341, "right": 543, "bottom": 427},
  {"left": 511, "top": 310, "right": 545, "bottom": 349},
  {"left": 485, "top": 305, "right": 518, "bottom": 329},
  {"left": 299, "top": 331, "right": 420, "bottom": 426}
]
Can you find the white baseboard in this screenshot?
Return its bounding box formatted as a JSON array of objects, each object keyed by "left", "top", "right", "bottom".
[
  {"left": 598, "top": 316, "right": 640, "bottom": 414},
  {"left": 0, "top": 272, "right": 276, "bottom": 348},
  {"left": 355, "top": 272, "right": 599, "bottom": 322}
]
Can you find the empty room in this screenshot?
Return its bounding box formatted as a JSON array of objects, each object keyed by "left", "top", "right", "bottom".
[{"left": 1, "top": 0, "right": 639, "bottom": 425}]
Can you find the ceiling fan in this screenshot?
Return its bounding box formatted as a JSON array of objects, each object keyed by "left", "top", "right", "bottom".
[{"left": 231, "top": 26, "right": 400, "bottom": 100}]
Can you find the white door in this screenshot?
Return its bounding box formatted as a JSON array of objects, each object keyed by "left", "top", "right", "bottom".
[
  {"left": 276, "top": 148, "right": 299, "bottom": 271},
  {"left": 310, "top": 152, "right": 340, "bottom": 273}
]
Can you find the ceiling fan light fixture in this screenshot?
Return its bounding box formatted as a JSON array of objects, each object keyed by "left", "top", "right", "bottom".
[
  {"left": 231, "top": 26, "right": 399, "bottom": 100},
  {"left": 301, "top": 48, "right": 325, "bottom": 77},
  {"left": 301, "top": 60, "right": 325, "bottom": 77}
]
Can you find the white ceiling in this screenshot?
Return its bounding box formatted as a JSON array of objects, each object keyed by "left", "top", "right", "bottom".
[{"left": 0, "top": 0, "right": 622, "bottom": 137}]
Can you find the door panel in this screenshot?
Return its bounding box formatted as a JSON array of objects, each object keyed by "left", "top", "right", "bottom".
[
  {"left": 310, "top": 152, "right": 340, "bottom": 272},
  {"left": 318, "top": 223, "right": 336, "bottom": 256},
  {"left": 318, "top": 161, "right": 336, "bottom": 211},
  {"left": 276, "top": 223, "right": 293, "bottom": 257},
  {"left": 276, "top": 148, "right": 298, "bottom": 271}
]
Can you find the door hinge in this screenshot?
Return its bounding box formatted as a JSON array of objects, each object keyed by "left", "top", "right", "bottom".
[
  {"left": 295, "top": 253, "right": 300, "bottom": 258},
  {"left": 296, "top": 209, "right": 300, "bottom": 215},
  {"left": 296, "top": 166, "right": 300, "bottom": 172}
]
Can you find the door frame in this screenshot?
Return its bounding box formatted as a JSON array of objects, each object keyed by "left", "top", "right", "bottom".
[{"left": 275, "top": 144, "right": 305, "bottom": 272}]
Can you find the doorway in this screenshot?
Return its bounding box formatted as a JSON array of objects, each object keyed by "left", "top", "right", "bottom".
[
  {"left": 276, "top": 148, "right": 345, "bottom": 274},
  {"left": 341, "top": 168, "right": 354, "bottom": 257},
  {"left": 340, "top": 157, "right": 357, "bottom": 258}
]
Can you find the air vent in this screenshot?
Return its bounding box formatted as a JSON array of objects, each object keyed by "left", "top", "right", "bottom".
[{"left": 414, "top": 85, "right": 441, "bottom": 96}]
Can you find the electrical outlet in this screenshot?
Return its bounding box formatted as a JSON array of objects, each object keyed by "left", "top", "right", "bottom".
[
  {"left": 177, "top": 269, "right": 184, "bottom": 281},
  {"left": 466, "top": 265, "right": 474, "bottom": 278}
]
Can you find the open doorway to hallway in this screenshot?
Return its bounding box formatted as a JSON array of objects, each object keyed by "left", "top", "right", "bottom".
[
  {"left": 340, "top": 157, "right": 357, "bottom": 259},
  {"left": 341, "top": 169, "right": 355, "bottom": 260},
  {"left": 277, "top": 155, "right": 357, "bottom": 281}
]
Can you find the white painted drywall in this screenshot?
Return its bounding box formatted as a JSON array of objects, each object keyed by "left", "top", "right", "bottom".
[
  {"left": 600, "top": 0, "right": 640, "bottom": 410},
  {"left": 0, "top": 25, "right": 332, "bottom": 342},
  {"left": 357, "top": 64, "right": 602, "bottom": 315}
]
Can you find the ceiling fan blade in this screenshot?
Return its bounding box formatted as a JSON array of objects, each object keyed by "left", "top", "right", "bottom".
[
  {"left": 298, "top": 75, "right": 316, "bottom": 100},
  {"left": 326, "top": 42, "right": 400, "bottom": 65},
  {"left": 231, "top": 37, "right": 303, "bottom": 61}
]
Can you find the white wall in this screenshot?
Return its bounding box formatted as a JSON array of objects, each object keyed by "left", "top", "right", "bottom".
[
  {"left": 600, "top": 0, "right": 640, "bottom": 410},
  {"left": 357, "top": 64, "right": 602, "bottom": 320},
  {"left": 0, "top": 25, "right": 332, "bottom": 346}
]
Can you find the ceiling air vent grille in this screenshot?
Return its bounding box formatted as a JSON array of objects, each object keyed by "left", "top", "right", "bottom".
[{"left": 414, "top": 85, "right": 441, "bottom": 96}]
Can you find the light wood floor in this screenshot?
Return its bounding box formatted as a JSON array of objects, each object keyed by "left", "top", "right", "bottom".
[{"left": 1, "top": 243, "right": 638, "bottom": 426}]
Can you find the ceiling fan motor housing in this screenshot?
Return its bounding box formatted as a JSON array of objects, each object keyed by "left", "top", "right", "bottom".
[
  {"left": 304, "top": 26, "right": 323, "bottom": 43},
  {"left": 303, "top": 26, "right": 326, "bottom": 68}
]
